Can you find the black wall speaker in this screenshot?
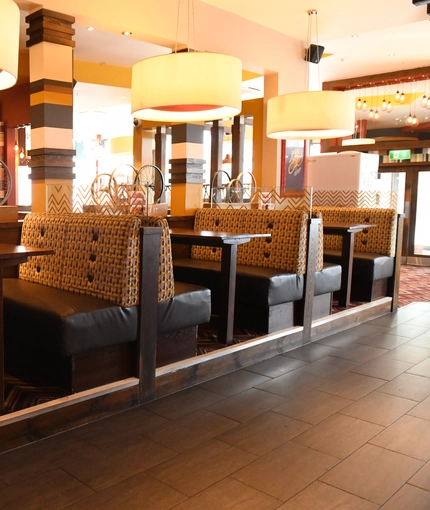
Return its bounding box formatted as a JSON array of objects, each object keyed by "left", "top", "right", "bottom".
[{"left": 304, "top": 44, "right": 325, "bottom": 64}]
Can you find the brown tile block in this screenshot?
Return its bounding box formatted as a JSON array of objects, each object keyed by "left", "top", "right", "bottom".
[
  {"left": 142, "top": 386, "right": 225, "bottom": 420},
  {"left": 347, "top": 323, "right": 388, "bottom": 337},
  {"left": 146, "top": 439, "right": 257, "bottom": 497},
  {"left": 377, "top": 373, "right": 430, "bottom": 401},
  {"left": 357, "top": 333, "right": 410, "bottom": 350},
  {"left": 276, "top": 480, "right": 379, "bottom": 509},
  {"left": 216, "top": 411, "right": 311, "bottom": 456},
  {"left": 145, "top": 409, "right": 238, "bottom": 453},
  {"left": 71, "top": 407, "right": 170, "bottom": 450},
  {"left": 283, "top": 343, "right": 342, "bottom": 362},
  {"left": 292, "top": 413, "right": 383, "bottom": 459},
  {"left": 232, "top": 441, "right": 339, "bottom": 501},
  {"left": 386, "top": 324, "right": 429, "bottom": 339},
  {"left": 64, "top": 472, "right": 187, "bottom": 510},
  {"left": 407, "top": 315, "right": 430, "bottom": 328},
  {"left": 273, "top": 389, "right": 353, "bottom": 425},
  {"left": 0, "top": 468, "right": 94, "bottom": 510},
  {"left": 256, "top": 370, "right": 327, "bottom": 399},
  {"left": 245, "top": 355, "right": 308, "bottom": 378},
  {"left": 295, "top": 355, "right": 360, "bottom": 379},
  {"left": 333, "top": 344, "right": 389, "bottom": 363},
  {"left": 407, "top": 333, "right": 430, "bottom": 349},
  {"left": 369, "top": 313, "right": 419, "bottom": 328},
  {"left": 351, "top": 356, "right": 413, "bottom": 381},
  {"left": 172, "top": 477, "right": 281, "bottom": 510},
  {"left": 317, "top": 372, "right": 386, "bottom": 401},
  {"left": 408, "top": 395, "right": 430, "bottom": 420},
  {"left": 206, "top": 388, "right": 287, "bottom": 423},
  {"left": 407, "top": 358, "right": 430, "bottom": 378},
  {"left": 320, "top": 444, "right": 423, "bottom": 505},
  {"left": 382, "top": 344, "right": 430, "bottom": 364},
  {"left": 381, "top": 484, "right": 430, "bottom": 509},
  {"left": 316, "top": 330, "right": 364, "bottom": 348},
  {"left": 60, "top": 435, "right": 177, "bottom": 492},
  {"left": 340, "top": 391, "right": 417, "bottom": 426},
  {"left": 408, "top": 460, "right": 430, "bottom": 491},
  {"left": 198, "top": 369, "right": 270, "bottom": 396},
  {"left": 370, "top": 415, "right": 430, "bottom": 461}
]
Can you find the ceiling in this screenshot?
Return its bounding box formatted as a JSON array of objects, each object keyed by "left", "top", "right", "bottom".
[{"left": 14, "top": 0, "right": 430, "bottom": 134}]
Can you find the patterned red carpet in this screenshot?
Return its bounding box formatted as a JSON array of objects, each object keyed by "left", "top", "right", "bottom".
[{"left": 398, "top": 264, "right": 430, "bottom": 308}]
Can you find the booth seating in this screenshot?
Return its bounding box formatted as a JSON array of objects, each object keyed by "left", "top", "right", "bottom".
[
  {"left": 313, "top": 206, "right": 399, "bottom": 303},
  {"left": 3, "top": 213, "right": 211, "bottom": 392},
  {"left": 173, "top": 208, "right": 341, "bottom": 334}
]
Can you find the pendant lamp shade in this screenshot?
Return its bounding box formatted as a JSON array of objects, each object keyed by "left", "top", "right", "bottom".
[
  {"left": 132, "top": 52, "right": 242, "bottom": 122},
  {"left": 267, "top": 90, "right": 355, "bottom": 140},
  {"left": 342, "top": 138, "right": 375, "bottom": 146},
  {"left": 0, "top": 0, "right": 20, "bottom": 90}
]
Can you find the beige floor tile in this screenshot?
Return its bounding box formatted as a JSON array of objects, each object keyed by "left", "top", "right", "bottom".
[
  {"left": 292, "top": 413, "right": 383, "bottom": 459},
  {"left": 244, "top": 356, "right": 309, "bottom": 378},
  {"left": 0, "top": 468, "right": 94, "bottom": 510},
  {"left": 216, "top": 410, "right": 311, "bottom": 456},
  {"left": 172, "top": 477, "right": 282, "bottom": 510},
  {"left": 382, "top": 344, "right": 430, "bottom": 364},
  {"left": 407, "top": 358, "right": 430, "bottom": 378},
  {"left": 320, "top": 444, "right": 423, "bottom": 505},
  {"left": 351, "top": 356, "right": 413, "bottom": 381},
  {"left": 295, "top": 355, "right": 360, "bottom": 379},
  {"left": 277, "top": 481, "right": 379, "bottom": 510},
  {"left": 273, "top": 389, "right": 353, "bottom": 425},
  {"left": 369, "top": 313, "right": 418, "bottom": 328},
  {"left": 340, "top": 391, "right": 417, "bottom": 426},
  {"left": 381, "top": 484, "right": 430, "bottom": 509},
  {"left": 283, "top": 343, "right": 342, "bottom": 362},
  {"left": 408, "top": 395, "right": 430, "bottom": 420},
  {"left": 198, "top": 369, "right": 270, "bottom": 396},
  {"left": 316, "top": 330, "right": 364, "bottom": 348},
  {"left": 348, "top": 323, "right": 388, "bottom": 337},
  {"left": 232, "top": 441, "right": 339, "bottom": 501},
  {"left": 60, "top": 435, "right": 177, "bottom": 492},
  {"left": 377, "top": 373, "right": 430, "bottom": 401},
  {"left": 386, "top": 324, "right": 429, "bottom": 339},
  {"left": 370, "top": 415, "right": 430, "bottom": 461},
  {"left": 255, "top": 370, "right": 327, "bottom": 399},
  {"left": 142, "top": 386, "right": 225, "bottom": 420},
  {"left": 408, "top": 459, "right": 430, "bottom": 491},
  {"left": 206, "top": 388, "right": 287, "bottom": 423},
  {"left": 357, "top": 333, "right": 410, "bottom": 350},
  {"left": 146, "top": 439, "right": 257, "bottom": 497},
  {"left": 317, "top": 372, "right": 386, "bottom": 401},
  {"left": 64, "top": 472, "right": 187, "bottom": 510},
  {"left": 145, "top": 409, "right": 238, "bottom": 453},
  {"left": 332, "top": 343, "right": 388, "bottom": 363},
  {"left": 406, "top": 316, "right": 430, "bottom": 328},
  {"left": 407, "top": 333, "right": 430, "bottom": 349}
]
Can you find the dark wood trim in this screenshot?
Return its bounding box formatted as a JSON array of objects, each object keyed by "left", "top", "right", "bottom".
[
  {"left": 231, "top": 115, "right": 245, "bottom": 180},
  {"left": 210, "top": 120, "right": 224, "bottom": 185}
]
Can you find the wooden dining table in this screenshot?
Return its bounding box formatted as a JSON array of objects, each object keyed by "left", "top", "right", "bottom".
[
  {"left": 0, "top": 244, "right": 55, "bottom": 413},
  {"left": 323, "top": 223, "right": 376, "bottom": 308},
  {"left": 169, "top": 228, "right": 271, "bottom": 345}
]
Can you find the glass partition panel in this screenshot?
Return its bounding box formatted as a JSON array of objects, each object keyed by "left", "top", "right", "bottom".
[{"left": 415, "top": 171, "right": 430, "bottom": 256}]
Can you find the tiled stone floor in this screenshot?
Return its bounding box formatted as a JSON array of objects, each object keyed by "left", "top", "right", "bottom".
[{"left": 2, "top": 302, "right": 430, "bottom": 508}]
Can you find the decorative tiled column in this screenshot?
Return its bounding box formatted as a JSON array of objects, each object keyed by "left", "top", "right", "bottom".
[
  {"left": 169, "top": 124, "right": 205, "bottom": 216},
  {"left": 26, "top": 9, "right": 75, "bottom": 213}
]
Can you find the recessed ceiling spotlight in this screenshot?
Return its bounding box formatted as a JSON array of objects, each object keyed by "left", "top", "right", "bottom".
[
  {"left": 87, "top": 26, "right": 94, "bottom": 31},
  {"left": 388, "top": 53, "right": 395, "bottom": 57},
  {"left": 351, "top": 34, "right": 358, "bottom": 38},
  {"left": 122, "top": 31, "right": 132, "bottom": 36}
]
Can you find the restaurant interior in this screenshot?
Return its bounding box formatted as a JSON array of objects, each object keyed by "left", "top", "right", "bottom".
[{"left": 1, "top": 0, "right": 430, "bottom": 507}]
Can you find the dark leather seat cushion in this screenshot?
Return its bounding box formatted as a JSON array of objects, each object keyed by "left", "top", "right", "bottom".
[
  {"left": 173, "top": 258, "right": 304, "bottom": 308},
  {"left": 3, "top": 278, "right": 211, "bottom": 358},
  {"left": 324, "top": 249, "right": 394, "bottom": 282},
  {"left": 314, "top": 262, "right": 342, "bottom": 296}
]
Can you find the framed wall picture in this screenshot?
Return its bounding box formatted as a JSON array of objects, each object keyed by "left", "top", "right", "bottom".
[{"left": 280, "top": 140, "right": 306, "bottom": 195}]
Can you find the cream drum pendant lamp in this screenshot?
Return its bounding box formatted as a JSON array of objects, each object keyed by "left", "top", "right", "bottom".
[
  {"left": 131, "top": 0, "right": 242, "bottom": 123},
  {"left": 267, "top": 10, "right": 355, "bottom": 140},
  {"left": 0, "top": 0, "right": 20, "bottom": 90}
]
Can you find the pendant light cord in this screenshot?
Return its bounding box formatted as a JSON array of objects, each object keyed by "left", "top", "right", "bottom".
[{"left": 175, "top": 0, "right": 196, "bottom": 53}]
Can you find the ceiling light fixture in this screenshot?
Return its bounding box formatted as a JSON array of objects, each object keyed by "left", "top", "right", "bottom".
[
  {"left": 0, "top": 0, "right": 20, "bottom": 90},
  {"left": 131, "top": 0, "right": 242, "bottom": 122},
  {"left": 122, "top": 31, "right": 132, "bottom": 36},
  {"left": 266, "top": 10, "right": 354, "bottom": 140}
]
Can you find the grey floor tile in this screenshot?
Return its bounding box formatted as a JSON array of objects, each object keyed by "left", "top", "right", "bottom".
[
  {"left": 346, "top": 323, "right": 388, "bottom": 338},
  {"left": 273, "top": 389, "right": 353, "bottom": 425},
  {"left": 255, "top": 369, "right": 327, "bottom": 399},
  {"left": 146, "top": 439, "right": 257, "bottom": 497},
  {"left": 216, "top": 410, "right": 311, "bottom": 456},
  {"left": 294, "top": 355, "right": 360, "bottom": 379},
  {"left": 292, "top": 413, "right": 383, "bottom": 459},
  {"left": 317, "top": 372, "right": 386, "bottom": 401},
  {"left": 283, "top": 343, "right": 342, "bottom": 362},
  {"left": 386, "top": 324, "right": 429, "bottom": 339},
  {"left": 332, "top": 343, "right": 388, "bottom": 363},
  {"left": 381, "top": 344, "right": 430, "bottom": 364},
  {"left": 320, "top": 444, "right": 423, "bottom": 506},
  {"left": 206, "top": 387, "right": 287, "bottom": 423},
  {"left": 407, "top": 332, "right": 430, "bottom": 349},
  {"left": 277, "top": 480, "right": 379, "bottom": 509},
  {"left": 357, "top": 333, "right": 410, "bottom": 350},
  {"left": 245, "top": 355, "right": 309, "bottom": 378},
  {"left": 316, "top": 330, "right": 364, "bottom": 348},
  {"left": 64, "top": 472, "right": 187, "bottom": 510},
  {"left": 377, "top": 373, "right": 430, "bottom": 401},
  {"left": 198, "top": 368, "right": 270, "bottom": 396},
  {"left": 231, "top": 441, "right": 339, "bottom": 502},
  {"left": 381, "top": 484, "right": 430, "bottom": 509},
  {"left": 172, "top": 477, "right": 282, "bottom": 510},
  {"left": 340, "top": 391, "right": 417, "bottom": 426},
  {"left": 351, "top": 356, "right": 413, "bottom": 381},
  {"left": 370, "top": 414, "right": 430, "bottom": 461}
]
